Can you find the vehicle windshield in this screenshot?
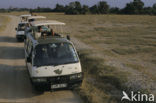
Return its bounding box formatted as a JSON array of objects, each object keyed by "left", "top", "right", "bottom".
[
  {"left": 18, "top": 23, "right": 26, "bottom": 31},
  {"left": 28, "top": 19, "right": 35, "bottom": 22},
  {"left": 34, "top": 42, "right": 79, "bottom": 67}
]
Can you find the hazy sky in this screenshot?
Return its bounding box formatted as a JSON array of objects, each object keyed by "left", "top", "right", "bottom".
[{"left": 0, "top": 0, "right": 156, "bottom": 9}]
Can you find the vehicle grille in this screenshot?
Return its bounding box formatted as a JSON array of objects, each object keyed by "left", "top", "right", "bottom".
[{"left": 48, "top": 75, "right": 69, "bottom": 83}]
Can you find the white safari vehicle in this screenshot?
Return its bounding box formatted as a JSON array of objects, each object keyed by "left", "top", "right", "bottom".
[
  {"left": 20, "top": 14, "right": 31, "bottom": 22},
  {"left": 15, "top": 22, "right": 29, "bottom": 41},
  {"left": 24, "top": 20, "right": 82, "bottom": 90},
  {"left": 15, "top": 14, "right": 31, "bottom": 41}
]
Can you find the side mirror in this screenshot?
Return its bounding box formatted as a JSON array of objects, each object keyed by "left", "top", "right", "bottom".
[
  {"left": 27, "top": 57, "right": 31, "bottom": 63},
  {"left": 66, "top": 35, "right": 70, "bottom": 40},
  {"left": 15, "top": 28, "right": 17, "bottom": 31}
]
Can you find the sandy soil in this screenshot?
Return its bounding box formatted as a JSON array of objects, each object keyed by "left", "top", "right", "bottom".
[{"left": 0, "top": 15, "right": 82, "bottom": 103}]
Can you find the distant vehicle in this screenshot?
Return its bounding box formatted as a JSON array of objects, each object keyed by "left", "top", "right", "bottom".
[
  {"left": 20, "top": 15, "right": 46, "bottom": 23},
  {"left": 20, "top": 14, "right": 31, "bottom": 22},
  {"left": 27, "top": 16, "right": 46, "bottom": 23},
  {"left": 15, "top": 22, "right": 29, "bottom": 41},
  {"left": 16, "top": 16, "right": 46, "bottom": 42},
  {"left": 25, "top": 20, "right": 67, "bottom": 39},
  {"left": 24, "top": 20, "right": 82, "bottom": 90}
]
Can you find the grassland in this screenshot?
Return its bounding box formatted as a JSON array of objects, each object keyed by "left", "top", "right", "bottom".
[
  {"left": 0, "top": 14, "right": 10, "bottom": 32},
  {"left": 8, "top": 12, "right": 156, "bottom": 103}
]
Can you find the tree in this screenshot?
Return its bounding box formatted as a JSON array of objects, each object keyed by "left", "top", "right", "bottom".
[
  {"left": 98, "top": 1, "right": 109, "bottom": 14},
  {"left": 153, "top": 3, "right": 156, "bottom": 9},
  {"left": 75, "top": 1, "right": 82, "bottom": 13},
  {"left": 109, "top": 7, "right": 120, "bottom": 14},
  {"left": 133, "top": 0, "right": 144, "bottom": 14},
  {"left": 65, "top": 5, "right": 74, "bottom": 14},
  {"left": 54, "top": 4, "right": 65, "bottom": 12},
  {"left": 123, "top": 0, "right": 144, "bottom": 14},
  {"left": 90, "top": 5, "right": 99, "bottom": 14},
  {"left": 81, "top": 5, "right": 90, "bottom": 14},
  {"left": 123, "top": 3, "right": 135, "bottom": 14},
  {"left": 133, "top": 0, "right": 144, "bottom": 10},
  {"left": 65, "top": 1, "right": 82, "bottom": 14},
  {"left": 143, "top": 7, "right": 153, "bottom": 15},
  {"left": 152, "top": 3, "right": 156, "bottom": 15}
]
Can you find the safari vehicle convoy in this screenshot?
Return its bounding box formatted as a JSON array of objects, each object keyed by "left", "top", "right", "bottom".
[
  {"left": 15, "top": 22, "right": 29, "bottom": 41},
  {"left": 24, "top": 20, "right": 83, "bottom": 90},
  {"left": 15, "top": 15, "right": 31, "bottom": 41},
  {"left": 15, "top": 15, "right": 46, "bottom": 42}
]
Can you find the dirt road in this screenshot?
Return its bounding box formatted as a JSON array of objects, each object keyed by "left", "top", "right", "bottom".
[{"left": 0, "top": 16, "right": 82, "bottom": 103}]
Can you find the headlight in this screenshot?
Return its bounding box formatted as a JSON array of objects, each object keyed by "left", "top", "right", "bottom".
[
  {"left": 32, "top": 78, "right": 47, "bottom": 82},
  {"left": 70, "top": 73, "right": 82, "bottom": 80}
]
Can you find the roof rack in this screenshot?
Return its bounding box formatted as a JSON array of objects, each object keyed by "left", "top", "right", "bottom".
[
  {"left": 31, "top": 20, "right": 66, "bottom": 26},
  {"left": 28, "top": 16, "right": 46, "bottom": 20},
  {"left": 20, "top": 14, "right": 31, "bottom": 18}
]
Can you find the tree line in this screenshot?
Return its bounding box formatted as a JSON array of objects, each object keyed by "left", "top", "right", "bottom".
[{"left": 1, "top": 0, "right": 156, "bottom": 15}]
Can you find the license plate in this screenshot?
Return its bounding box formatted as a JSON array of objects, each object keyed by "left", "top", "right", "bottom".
[{"left": 51, "top": 83, "right": 67, "bottom": 89}]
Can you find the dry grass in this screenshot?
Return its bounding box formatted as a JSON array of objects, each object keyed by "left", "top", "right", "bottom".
[
  {"left": 76, "top": 50, "right": 129, "bottom": 103},
  {"left": 126, "top": 63, "right": 156, "bottom": 80},
  {"left": 0, "top": 15, "right": 10, "bottom": 32},
  {"left": 112, "top": 46, "right": 156, "bottom": 55}
]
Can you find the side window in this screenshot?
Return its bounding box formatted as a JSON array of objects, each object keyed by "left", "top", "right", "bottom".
[
  {"left": 28, "top": 41, "right": 32, "bottom": 54},
  {"left": 26, "top": 39, "right": 29, "bottom": 52},
  {"left": 29, "top": 46, "right": 33, "bottom": 58}
]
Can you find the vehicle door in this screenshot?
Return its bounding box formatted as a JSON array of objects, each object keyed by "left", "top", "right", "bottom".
[{"left": 27, "top": 44, "right": 33, "bottom": 76}]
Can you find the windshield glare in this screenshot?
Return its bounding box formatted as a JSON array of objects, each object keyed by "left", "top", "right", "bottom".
[{"left": 34, "top": 43, "right": 79, "bottom": 67}]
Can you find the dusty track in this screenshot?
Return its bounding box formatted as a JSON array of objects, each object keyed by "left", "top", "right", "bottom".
[{"left": 0, "top": 16, "right": 82, "bottom": 103}]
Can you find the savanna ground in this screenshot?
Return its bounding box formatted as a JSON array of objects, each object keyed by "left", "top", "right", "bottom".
[
  {"left": 0, "top": 15, "right": 10, "bottom": 32},
  {"left": 2, "top": 12, "right": 156, "bottom": 103}
]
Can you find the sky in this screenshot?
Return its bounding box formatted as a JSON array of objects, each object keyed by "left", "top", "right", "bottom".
[{"left": 0, "top": 0, "right": 156, "bottom": 9}]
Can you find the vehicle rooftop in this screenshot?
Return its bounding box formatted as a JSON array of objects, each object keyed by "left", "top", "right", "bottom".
[
  {"left": 28, "top": 16, "right": 46, "bottom": 20},
  {"left": 20, "top": 14, "right": 31, "bottom": 17},
  {"left": 31, "top": 20, "right": 66, "bottom": 26},
  {"left": 37, "top": 37, "right": 71, "bottom": 44}
]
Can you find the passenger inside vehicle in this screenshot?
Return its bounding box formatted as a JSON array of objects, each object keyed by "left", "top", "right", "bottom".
[
  {"left": 35, "top": 26, "right": 42, "bottom": 39},
  {"left": 18, "top": 23, "right": 26, "bottom": 31},
  {"left": 36, "top": 26, "right": 60, "bottom": 38}
]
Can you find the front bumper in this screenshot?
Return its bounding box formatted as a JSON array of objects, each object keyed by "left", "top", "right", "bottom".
[{"left": 31, "top": 74, "right": 83, "bottom": 89}]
